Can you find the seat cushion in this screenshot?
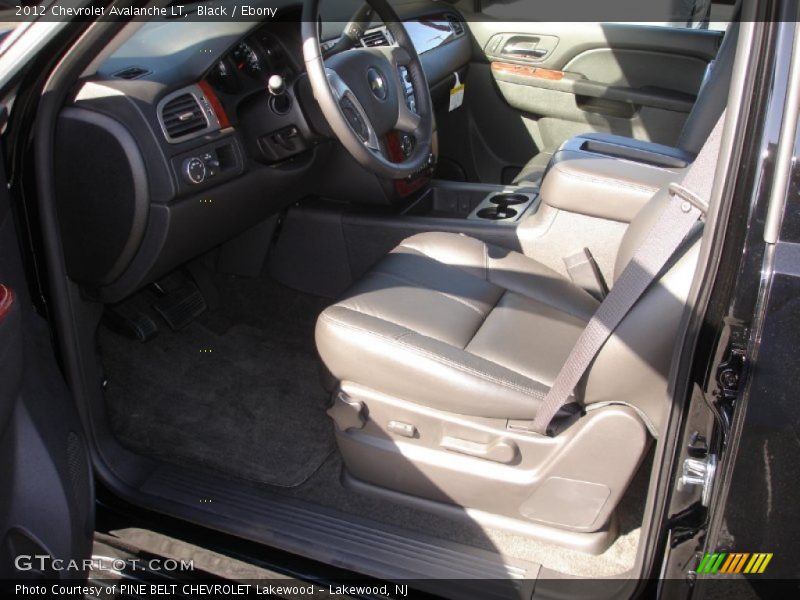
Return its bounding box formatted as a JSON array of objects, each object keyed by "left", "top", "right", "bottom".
[{"left": 316, "top": 232, "right": 599, "bottom": 420}]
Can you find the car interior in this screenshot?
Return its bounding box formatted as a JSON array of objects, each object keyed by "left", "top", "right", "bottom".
[{"left": 43, "top": 0, "right": 742, "bottom": 590}]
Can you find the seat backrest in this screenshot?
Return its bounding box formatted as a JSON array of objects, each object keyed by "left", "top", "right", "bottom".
[
  {"left": 580, "top": 19, "right": 738, "bottom": 435},
  {"left": 575, "top": 21, "right": 739, "bottom": 433},
  {"left": 584, "top": 187, "right": 703, "bottom": 435},
  {"left": 677, "top": 21, "right": 739, "bottom": 155}
]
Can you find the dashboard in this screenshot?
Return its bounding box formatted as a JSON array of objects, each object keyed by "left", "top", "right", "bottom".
[
  {"left": 54, "top": 2, "right": 471, "bottom": 303},
  {"left": 358, "top": 14, "right": 465, "bottom": 55}
]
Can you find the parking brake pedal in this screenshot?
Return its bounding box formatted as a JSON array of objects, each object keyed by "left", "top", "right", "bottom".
[
  {"left": 152, "top": 281, "right": 207, "bottom": 331},
  {"left": 103, "top": 309, "right": 159, "bottom": 342}
]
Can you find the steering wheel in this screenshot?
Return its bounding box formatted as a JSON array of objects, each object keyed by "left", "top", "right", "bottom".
[{"left": 301, "top": 0, "right": 434, "bottom": 179}]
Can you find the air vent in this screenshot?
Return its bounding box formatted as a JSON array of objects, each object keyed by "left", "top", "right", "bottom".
[
  {"left": 446, "top": 14, "right": 465, "bottom": 36},
  {"left": 360, "top": 28, "right": 391, "bottom": 47},
  {"left": 159, "top": 93, "right": 208, "bottom": 141},
  {"left": 113, "top": 66, "right": 150, "bottom": 80}
]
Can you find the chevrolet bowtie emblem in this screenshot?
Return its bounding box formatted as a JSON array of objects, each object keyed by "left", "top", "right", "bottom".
[{"left": 367, "top": 67, "right": 387, "bottom": 101}]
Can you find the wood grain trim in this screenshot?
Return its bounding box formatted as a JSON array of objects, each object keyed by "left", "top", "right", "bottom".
[
  {"left": 386, "top": 132, "right": 430, "bottom": 197},
  {"left": 491, "top": 62, "right": 565, "bottom": 81}
]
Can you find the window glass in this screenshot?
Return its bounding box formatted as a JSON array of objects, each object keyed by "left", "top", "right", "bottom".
[{"left": 479, "top": 0, "right": 732, "bottom": 31}]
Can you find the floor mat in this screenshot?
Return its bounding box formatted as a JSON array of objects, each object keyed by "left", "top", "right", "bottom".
[{"left": 101, "top": 277, "right": 334, "bottom": 488}]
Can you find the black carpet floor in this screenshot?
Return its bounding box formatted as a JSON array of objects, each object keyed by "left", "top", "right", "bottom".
[
  {"left": 101, "top": 272, "right": 645, "bottom": 575},
  {"left": 101, "top": 275, "right": 334, "bottom": 488}
]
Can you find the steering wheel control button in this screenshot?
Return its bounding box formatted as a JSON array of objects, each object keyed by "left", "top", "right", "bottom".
[
  {"left": 398, "top": 66, "right": 417, "bottom": 113},
  {"left": 340, "top": 97, "right": 369, "bottom": 142},
  {"left": 183, "top": 157, "right": 207, "bottom": 185},
  {"left": 366, "top": 67, "right": 388, "bottom": 101}
]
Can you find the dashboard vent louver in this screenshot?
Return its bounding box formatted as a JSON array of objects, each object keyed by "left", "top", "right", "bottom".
[
  {"left": 446, "top": 14, "right": 465, "bottom": 36},
  {"left": 113, "top": 66, "right": 150, "bottom": 80},
  {"left": 360, "top": 28, "right": 391, "bottom": 47},
  {"left": 160, "top": 93, "right": 208, "bottom": 140}
]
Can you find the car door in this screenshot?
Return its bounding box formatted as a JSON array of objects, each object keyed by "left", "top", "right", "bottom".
[
  {"left": 437, "top": 4, "right": 726, "bottom": 183},
  {"left": 0, "top": 144, "right": 94, "bottom": 579}
]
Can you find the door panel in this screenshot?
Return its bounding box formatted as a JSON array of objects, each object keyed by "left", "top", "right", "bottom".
[
  {"left": 437, "top": 21, "right": 723, "bottom": 184},
  {"left": 564, "top": 48, "right": 707, "bottom": 96},
  {"left": 0, "top": 154, "right": 94, "bottom": 579},
  {"left": 474, "top": 22, "right": 721, "bottom": 71}
]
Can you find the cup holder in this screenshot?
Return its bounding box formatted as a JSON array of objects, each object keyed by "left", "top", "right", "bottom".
[
  {"left": 490, "top": 193, "right": 528, "bottom": 206},
  {"left": 472, "top": 191, "right": 533, "bottom": 221},
  {"left": 477, "top": 206, "right": 518, "bottom": 220}
]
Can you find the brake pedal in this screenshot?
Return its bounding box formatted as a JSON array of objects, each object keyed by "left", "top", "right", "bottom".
[
  {"left": 103, "top": 309, "right": 159, "bottom": 342},
  {"left": 152, "top": 282, "right": 207, "bottom": 331}
]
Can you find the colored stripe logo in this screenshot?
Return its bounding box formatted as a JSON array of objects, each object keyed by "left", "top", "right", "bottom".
[{"left": 697, "top": 552, "right": 773, "bottom": 574}]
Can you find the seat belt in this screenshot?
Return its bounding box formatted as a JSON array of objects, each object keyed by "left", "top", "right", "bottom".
[{"left": 530, "top": 113, "right": 727, "bottom": 436}]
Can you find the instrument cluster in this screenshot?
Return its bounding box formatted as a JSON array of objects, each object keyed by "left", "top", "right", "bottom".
[{"left": 206, "top": 30, "right": 295, "bottom": 96}]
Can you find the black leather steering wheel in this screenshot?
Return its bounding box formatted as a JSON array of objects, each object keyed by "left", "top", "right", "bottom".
[{"left": 301, "top": 0, "right": 434, "bottom": 179}]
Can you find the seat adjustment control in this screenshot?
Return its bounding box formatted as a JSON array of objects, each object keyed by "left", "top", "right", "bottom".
[
  {"left": 327, "top": 391, "right": 366, "bottom": 432},
  {"left": 440, "top": 436, "right": 518, "bottom": 464},
  {"left": 387, "top": 420, "right": 417, "bottom": 438}
]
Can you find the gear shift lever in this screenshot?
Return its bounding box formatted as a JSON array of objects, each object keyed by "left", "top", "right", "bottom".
[
  {"left": 268, "top": 74, "right": 286, "bottom": 96},
  {"left": 267, "top": 74, "right": 291, "bottom": 114}
]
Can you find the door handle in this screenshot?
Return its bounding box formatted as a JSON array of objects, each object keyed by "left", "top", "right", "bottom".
[{"left": 502, "top": 42, "right": 548, "bottom": 60}]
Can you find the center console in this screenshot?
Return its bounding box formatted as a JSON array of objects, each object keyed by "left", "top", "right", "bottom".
[
  {"left": 404, "top": 180, "right": 539, "bottom": 223},
  {"left": 538, "top": 132, "right": 691, "bottom": 223},
  {"left": 268, "top": 179, "right": 541, "bottom": 298},
  {"left": 269, "top": 130, "right": 696, "bottom": 302}
]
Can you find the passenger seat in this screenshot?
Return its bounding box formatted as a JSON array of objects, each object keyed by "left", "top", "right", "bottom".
[{"left": 512, "top": 22, "right": 739, "bottom": 185}]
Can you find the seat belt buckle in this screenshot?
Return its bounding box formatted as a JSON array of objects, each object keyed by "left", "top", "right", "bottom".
[
  {"left": 563, "top": 248, "right": 609, "bottom": 301},
  {"left": 669, "top": 182, "right": 708, "bottom": 218}
]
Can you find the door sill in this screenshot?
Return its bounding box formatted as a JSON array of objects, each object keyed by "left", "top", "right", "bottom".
[{"left": 131, "top": 463, "right": 541, "bottom": 599}]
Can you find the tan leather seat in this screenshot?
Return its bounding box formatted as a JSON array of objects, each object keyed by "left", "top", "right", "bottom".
[
  {"left": 315, "top": 188, "right": 701, "bottom": 535},
  {"left": 316, "top": 232, "right": 598, "bottom": 421},
  {"left": 317, "top": 187, "right": 699, "bottom": 433}
]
